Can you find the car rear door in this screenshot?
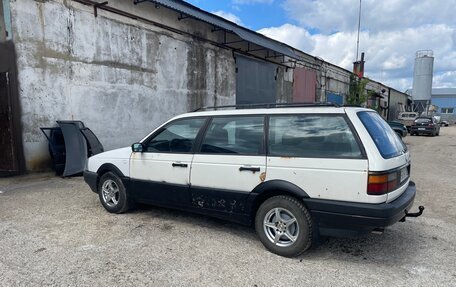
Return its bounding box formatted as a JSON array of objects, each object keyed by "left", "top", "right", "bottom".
[
  {"left": 190, "top": 115, "right": 266, "bottom": 214},
  {"left": 266, "top": 114, "right": 369, "bottom": 203}
]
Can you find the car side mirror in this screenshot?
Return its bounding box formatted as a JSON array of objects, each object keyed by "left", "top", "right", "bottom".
[{"left": 131, "top": 143, "right": 144, "bottom": 153}]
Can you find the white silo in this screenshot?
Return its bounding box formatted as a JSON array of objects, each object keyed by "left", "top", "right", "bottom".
[{"left": 412, "top": 50, "right": 434, "bottom": 113}]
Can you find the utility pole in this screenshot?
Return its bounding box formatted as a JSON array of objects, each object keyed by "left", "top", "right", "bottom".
[{"left": 355, "top": 0, "right": 362, "bottom": 61}]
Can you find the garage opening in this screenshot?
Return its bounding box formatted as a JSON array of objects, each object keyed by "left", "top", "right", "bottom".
[
  {"left": 235, "top": 54, "right": 277, "bottom": 105},
  {"left": 0, "top": 41, "right": 24, "bottom": 176},
  {"left": 0, "top": 72, "right": 16, "bottom": 174}
]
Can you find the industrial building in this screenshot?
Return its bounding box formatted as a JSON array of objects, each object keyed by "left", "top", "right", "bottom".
[
  {"left": 0, "top": 0, "right": 410, "bottom": 174},
  {"left": 407, "top": 51, "right": 455, "bottom": 123},
  {"left": 411, "top": 50, "right": 434, "bottom": 113},
  {"left": 431, "top": 88, "right": 456, "bottom": 123}
]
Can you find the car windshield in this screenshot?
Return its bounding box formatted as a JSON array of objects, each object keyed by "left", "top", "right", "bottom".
[
  {"left": 415, "top": 118, "right": 431, "bottom": 123},
  {"left": 358, "top": 111, "right": 407, "bottom": 159}
]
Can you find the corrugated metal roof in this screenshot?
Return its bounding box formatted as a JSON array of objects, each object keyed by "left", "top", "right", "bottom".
[
  {"left": 432, "top": 88, "right": 456, "bottom": 96},
  {"left": 144, "top": 0, "right": 299, "bottom": 60},
  {"left": 408, "top": 88, "right": 456, "bottom": 97}
]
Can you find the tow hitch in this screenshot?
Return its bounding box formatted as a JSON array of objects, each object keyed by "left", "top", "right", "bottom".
[{"left": 400, "top": 205, "right": 425, "bottom": 222}]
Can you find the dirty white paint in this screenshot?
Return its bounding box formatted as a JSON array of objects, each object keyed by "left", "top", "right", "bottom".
[{"left": 9, "top": 0, "right": 236, "bottom": 170}]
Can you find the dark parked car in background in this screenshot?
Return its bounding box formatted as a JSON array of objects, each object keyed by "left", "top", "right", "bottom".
[
  {"left": 410, "top": 117, "right": 440, "bottom": 136},
  {"left": 388, "top": 121, "right": 408, "bottom": 138}
]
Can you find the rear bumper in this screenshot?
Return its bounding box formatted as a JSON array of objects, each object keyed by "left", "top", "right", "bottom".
[
  {"left": 83, "top": 170, "right": 98, "bottom": 193},
  {"left": 410, "top": 127, "right": 435, "bottom": 134},
  {"left": 305, "top": 181, "right": 417, "bottom": 231}
]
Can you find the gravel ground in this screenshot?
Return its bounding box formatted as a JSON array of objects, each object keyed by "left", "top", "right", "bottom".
[{"left": 1, "top": 127, "right": 455, "bottom": 286}]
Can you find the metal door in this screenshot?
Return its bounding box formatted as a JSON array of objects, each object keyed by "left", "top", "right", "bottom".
[
  {"left": 0, "top": 72, "right": 16, "bottom": 173},
  {"left": 293, "top": 68, "right": 316, "bottom": 103},
  {"left": 327, "top": 93, "right": 344, "bottom": 105},
  {"left": 236, "top": 55, "right": 276, "bottom": 105}
]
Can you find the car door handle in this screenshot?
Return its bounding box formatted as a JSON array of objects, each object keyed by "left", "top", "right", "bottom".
[
  {"left": 172, "top": 163, "right": 188, "bottom": 168},
  {"left": 239, "top": 166, "right": 261, "bottom": 172}
]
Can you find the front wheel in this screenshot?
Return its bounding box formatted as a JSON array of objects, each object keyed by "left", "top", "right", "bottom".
[
  {"left": 255, "top": 195, "right": 312, "bottom": 257},
  {"left": 98, "top": 172, "right": 131, "bottom": 213}
]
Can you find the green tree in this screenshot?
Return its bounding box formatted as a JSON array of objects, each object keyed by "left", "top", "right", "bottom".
[
  {"left": 347, "top": 75, "right": 368, "bottom": 105},
  {"left": 366, "top": 90, "right": 381, "bottom": 112}
]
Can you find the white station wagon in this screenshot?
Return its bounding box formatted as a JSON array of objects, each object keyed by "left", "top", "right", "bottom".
[{"left": 84, "top": 104, "right": 424, "bottom": 257}]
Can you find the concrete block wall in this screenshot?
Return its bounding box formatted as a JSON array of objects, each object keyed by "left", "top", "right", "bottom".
[
  {"left": 276, "top": 66, "right": 294, "bottom": 103},
  {"left": 0, "top": 2, "right": 5, "bottom": 42},
  {"left": 9, "top": 0, "right": 236, "bottom": 170}
]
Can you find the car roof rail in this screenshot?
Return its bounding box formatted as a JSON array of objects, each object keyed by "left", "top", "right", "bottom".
[{"left": 192, "top": 102, "right": 341, "bottom": 112}]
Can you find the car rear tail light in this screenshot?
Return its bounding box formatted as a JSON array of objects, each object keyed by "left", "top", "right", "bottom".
[{"left": 367, "top": 172, "right": 399, "bottom": 195}]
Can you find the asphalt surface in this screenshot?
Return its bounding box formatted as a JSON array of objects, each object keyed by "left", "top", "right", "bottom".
[{"left": 1, "top": 127, "right": 456, "bottom": 286}]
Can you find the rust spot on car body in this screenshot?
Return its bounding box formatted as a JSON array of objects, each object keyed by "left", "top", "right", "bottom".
[{"left": 259, "top": 172, "right": 266, "bottom": 182}]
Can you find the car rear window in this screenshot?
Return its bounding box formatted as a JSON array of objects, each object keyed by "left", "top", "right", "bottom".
[
  {"left": 358, "top": 111, "right": 406, "bottom": 159},
  {"left": 268, "top": 115, "right": 363, "bottom": 158}
]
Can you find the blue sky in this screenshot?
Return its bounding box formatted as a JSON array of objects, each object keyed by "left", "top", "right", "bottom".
[
  {"left": 186, "top": 0, "right": 292, "bottom": 30},
  {"left": 185, "top": 0, "right": 456, "bottom": 92}
]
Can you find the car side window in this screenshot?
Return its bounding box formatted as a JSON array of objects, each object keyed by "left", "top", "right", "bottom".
[
  {"left": 200, "top": 116, "right": 264, "bottom": 155},
  {"left": 268, "top": 115, "right": 363, "bottom": 158},
  {"left": 146, "top": 118, "right": 206, "bottom": 153}
]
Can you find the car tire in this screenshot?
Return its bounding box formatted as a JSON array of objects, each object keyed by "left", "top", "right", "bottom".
[
  {"left": 98, "top": 172, "right": 131, "bottom": 214},
  {"left": 255, "top": 195, "right": 312, "bottom": 257}
]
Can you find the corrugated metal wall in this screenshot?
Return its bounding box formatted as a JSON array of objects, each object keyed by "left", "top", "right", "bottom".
[
  {"left": 235, "top": 54, "right": 276, "bottom": 105},
  {"left": 432, "top": 96, "right": 456, "bottom": 122}
]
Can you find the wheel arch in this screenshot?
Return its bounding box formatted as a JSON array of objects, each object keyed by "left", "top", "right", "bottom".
[
  {"left": 94, "top": 163, "right": 127, "bottom": 191},
  {"left": 96, "top": 163, "right": 126, "bottom": 178},
  {"left": 247, "top": 180, "right": 310, "bottom": 221}
]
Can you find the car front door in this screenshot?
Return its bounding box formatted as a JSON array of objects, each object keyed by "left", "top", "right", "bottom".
[
  {"left": 190, "top": 115, "right": 266, "bottom": 215},
  {"left": 130, "top": 117, "right": 207, "bottom": 207}
]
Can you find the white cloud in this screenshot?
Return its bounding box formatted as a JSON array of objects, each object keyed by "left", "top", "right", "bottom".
[
  {"left": 433, "top": 71, "right": 456, "bottom": 88},
  {"left": 258, "top": 24, "right": 456, "bottom": 91},
  {"left": 383, "top": 54, "right": 407, "bottom": 70},
  {"left": 283, "top": 0, "right": 456, "bottom": 33},
  {"left": 212, "top": 10, "right": 243, "bottom": 26},
  {"left": 257, "top": 24, "right": 315, "bottom": 52}
]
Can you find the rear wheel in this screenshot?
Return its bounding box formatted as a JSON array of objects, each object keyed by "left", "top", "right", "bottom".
[
  {"left": 255, "top": 195, "right": 312, "bottom": 257},
  {"left": 98, "top": 172, "right": 131, "bottom": 213}
]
